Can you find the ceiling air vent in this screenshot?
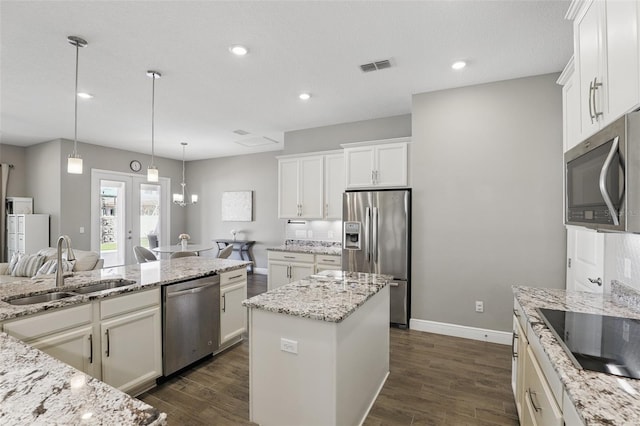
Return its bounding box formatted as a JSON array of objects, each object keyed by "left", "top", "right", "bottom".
[
  {"left": 233, "top": 129, "right": 250, "bottom": 135},
  {"left": 360, "top": 59, "right": 392, "bottom": 73}
]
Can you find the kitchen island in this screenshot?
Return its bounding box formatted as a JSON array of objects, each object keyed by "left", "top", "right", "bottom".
[
  {"left": 0, "top": 257, "right": 250, "bottom": 425},
  {"left": 243, "top": 270, "right": 391, "bottom": 426}
]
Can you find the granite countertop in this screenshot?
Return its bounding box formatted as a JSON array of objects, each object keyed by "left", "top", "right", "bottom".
[
  {"left": 267, "top": 239, "right": 342, "bottom": 256},
  {"left": 243, "top": 270, "right": 390, "bottom": 322},
  {"left": 0, "top": 331, "right": 167, "bottom": 425},
  {"left": 0, "top": 257, "right": 251, "bottom": 322},
  {"left": 513, "top": 281, "right": 640, "bottom": 425}
]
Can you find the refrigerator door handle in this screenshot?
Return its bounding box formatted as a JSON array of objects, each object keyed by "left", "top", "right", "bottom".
[
  {"left": 365, "top": 207, "right": 371, "bottom": 263},
  {"left": 372, "top": 207, "right": 379, "bottom": 265}
]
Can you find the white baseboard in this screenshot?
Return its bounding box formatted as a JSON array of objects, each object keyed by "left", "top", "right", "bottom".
[
  {"left": 409, "top": 318, "right": 511, "bottom": 345},
  {"left": 253, "top": 267, "right": 267, "bottom": 275}
]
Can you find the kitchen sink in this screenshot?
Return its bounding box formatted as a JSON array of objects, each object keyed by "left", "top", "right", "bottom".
[
  {"left": 7, "top": 292, "right": 78, "bottom": 305},
  {"left": 72, "top": 279, "right": 136, "bottom": 294}
]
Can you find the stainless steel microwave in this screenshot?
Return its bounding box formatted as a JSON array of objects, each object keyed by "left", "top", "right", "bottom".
[{"left": 565, "top": 111, "right": 640, "bottom": 232}]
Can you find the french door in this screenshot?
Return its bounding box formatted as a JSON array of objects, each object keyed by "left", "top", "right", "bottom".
[{"left": 91, "top": 170, "right": 170, "bottom": 267}]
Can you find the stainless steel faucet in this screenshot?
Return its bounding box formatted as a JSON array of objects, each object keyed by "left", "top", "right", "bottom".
[{"left": 56, "top": 235, "right": 76, "bottom": 287}]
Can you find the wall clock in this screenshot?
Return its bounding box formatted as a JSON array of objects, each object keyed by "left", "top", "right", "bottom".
[{"left": 130, "top": 160, "right": 142, "bottom": 172}]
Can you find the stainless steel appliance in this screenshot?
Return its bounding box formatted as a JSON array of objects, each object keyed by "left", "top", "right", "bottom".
[
  {"left": 537, "top": 308, "right": 640, "bottom": 379},
  {"left": 565, "top": 110, "right": 640, "bottom": 232},
  {"left": 342, "top": 189, "right": 411, "bottom": 327},
  {"left": 162, "top": 275, "right": 220, "bottom": 376}
]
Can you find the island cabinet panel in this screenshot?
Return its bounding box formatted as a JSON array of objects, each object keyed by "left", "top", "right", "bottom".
[
  {"left": 219, "top": 269, "right": 247, "bottom": 347},
  {"left": 29, "top": 325, "right": 95, "bottom": 377},
  {"left": 249, "top": 285, "right": 389, "bottom": 426}
]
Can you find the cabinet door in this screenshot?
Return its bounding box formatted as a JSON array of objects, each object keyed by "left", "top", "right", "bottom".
[
  {"left": 299, "top": 156, "right": 324, "bottom": 219},
  {"left": 220, "top": 281, "right": 247, "bottom": 345},
  {"left": 563, "top": 68, "right": 582, "bottom": 152},
  {"left": 325, "top": 153, "right": 344, "bottom": 219},
  {"left": 345, "top": 147, "right": 375, "bottom": 188},
  {"left": 278, "top": 159, "right": 300, "bottom": 218},
  {"left": 523, "top": 346, "right": 563, "bottom": 426},
  {"left": 515, "top": 319, "right": 528, "bottom": 422},
  {"left": 268, "top": 260, "right": 291, "bottom": 290},
  {"left": 375, "top": 143, "right": 407, "bottom": 187},
  {"left": 30, "top": 325, "right": 95, "bottom": 376},
  {"left": 606, "top": 0, "right": 640, "bottom": 120},
  {"left": 101, "top": 306, "right": 162, "bottom": 393},
  {"left": 291, "top": 262, "right": 314, "bottom": 282},
  {"left": 576, "top": 0, "right": 606, "bottom": 137}
]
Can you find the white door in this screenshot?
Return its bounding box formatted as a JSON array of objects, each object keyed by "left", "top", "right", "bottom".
[
  {"left": 566, "top": 226, "right": 604, "bottom": 293},
  {"left": 91, "top": 170, "right": 170, "bottom": 267}
]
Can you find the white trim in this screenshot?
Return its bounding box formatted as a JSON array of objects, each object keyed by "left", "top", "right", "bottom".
[
  {"left": 253, "top": 267, "right": 268, "bottom": 275},
  {"left": 340, "top": 136, "right": 411, "bottom": 149},
  {"left": 409, "top": 318, "right": 512, "bottom": 345},
  {"left": 556, "top": 55, "right": 575, "bottom": 85},
  {"left": 357, "top": 371, "right": 389, "bottom": 426},
  {"left": 276, "top": 149, "right": 342, "bottom": 160}
]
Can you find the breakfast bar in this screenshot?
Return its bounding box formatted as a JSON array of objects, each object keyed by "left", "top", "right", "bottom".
[{"left": 243, "top": 270, "right": 391, "bottom": 426}]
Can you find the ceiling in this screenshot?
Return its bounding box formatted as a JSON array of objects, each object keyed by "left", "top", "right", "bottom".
[{"left": 1, "top": 1, "right": 573, "bottom": 161}]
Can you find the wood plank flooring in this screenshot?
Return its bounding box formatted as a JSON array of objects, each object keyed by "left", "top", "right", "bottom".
[{"left": 139, "top": 274, "right": 517, "bottom": 425}]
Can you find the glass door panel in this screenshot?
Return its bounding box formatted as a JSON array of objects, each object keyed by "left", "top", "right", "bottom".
[
  {"left": 100, "top": 180, "right": 128, "bottom": 268},
  {"left": 139, "top": 182, "right": 161, "bottom": 249}
]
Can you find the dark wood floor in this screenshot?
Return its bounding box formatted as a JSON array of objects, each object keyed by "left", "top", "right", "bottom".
[{"left": 139, "top": 274, "right": 517, "bottom": 425}]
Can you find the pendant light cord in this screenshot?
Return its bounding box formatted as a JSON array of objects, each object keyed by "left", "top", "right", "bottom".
[
  {"left": 73, "top": 41, "right": 80, "bottom": 156},
  {"left": 181, "top": 143, "right": 186, "bottom": 185},
  {"left": 151, "top": 74, "right": 156, "bottom": 167}
]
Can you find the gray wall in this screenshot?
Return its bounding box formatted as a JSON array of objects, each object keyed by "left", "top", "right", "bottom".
[
  {"left": 411, "top": 73, "right": 566, "bottom": 332},
  {"left": 185, "top": 151, "right": 281, "bottom": 268},
  {"left": 0, "top": 144, "right": 28, "bottom": 197},
  {"left": 284, "top": 114, "right": 411, "bottom": 154}
]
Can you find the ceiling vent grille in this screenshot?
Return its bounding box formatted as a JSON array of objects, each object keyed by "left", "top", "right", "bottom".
[
  {"left": 233, "top": 129, "right": 250, "bottom": 135},
  {"left": 360, "top": 59, "right": 392, "bottom": 73}
]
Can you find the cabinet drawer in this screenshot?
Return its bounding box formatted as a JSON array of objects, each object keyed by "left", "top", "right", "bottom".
[
  {"left": 513, "top": 298, "right": 527, "bottom": 337},
  {"left": 100, "top": 288, "right": 160, "bottom": 320},
  {"left": 524, "top": 346, "right": 562, "bottom": 426},
  {"left": 268, "top": 251, "right": 314, "bottom": 263},
  {"left": 3, "top": 303, "right": 92, "bottom": 342},
  {"left": 221, "top": 268, "right": 247, "bottom": 287},
  {"left": 527, "top": 321, "right": 563, "bottom": 405},
  {"left": 316, "top": 254, "right": 341, "bottom": 265}
]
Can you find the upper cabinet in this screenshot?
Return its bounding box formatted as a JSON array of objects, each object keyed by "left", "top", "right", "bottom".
[
  {"left": 342, "top": 138, "right": 409, "bottom": 189},
  {"left": 277, "top": 151, "right": 344, "bottom": 220},
  {"left": 558, "top": 57, "right": 582, "bottom": 152},
  {"left": 571, "top": 0, "right": 640, "bottom": 141}
]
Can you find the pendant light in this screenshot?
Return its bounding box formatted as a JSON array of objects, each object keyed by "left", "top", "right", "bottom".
[
  {"left": 173, "top": 142, "right": 198, "bottom": 206},
  {"left": 67, "top": 36, "right": 87, "bottom": 174},
  {"left": 147, "top": 70, "right": 161, "bottom": 182}
]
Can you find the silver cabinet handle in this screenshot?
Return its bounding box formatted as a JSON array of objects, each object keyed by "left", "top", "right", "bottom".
[
  {"left": 588, "top": 80, "right": 595, "bottom": 123},
  {"left": 284, "top": 255, "right": 296, "bottom": 259},
  {"left": 105, "top": 329, "right": 110, "bottom": 357},
  {"left": 512, "top": 332, "right": 518, "bottom": 359},
  {"left": 588, "top": 277, "right": 603, "bottom": 286},
  {"left": 222, "top": 294, "right": 226, "bottom": 312},
  {"left": 229, "top": 274, "right": 243, "bottom": 280},
  {"left": 528, "top": 389, "right": 542, "bottom": 412},
  {"left": 89, "top": 334, "right": 93, "bottom": 364},
  {"left": 371, "top": 170, "right": 375, "bottom": 184},
  {"left": 598, "top": 135, "right": 621, "bottom": 226},
  {"left": 592, "top": 77, "right": 603, "bottom": 120},
  {"left": 389, "top": 282, "right": 399, "bottom": 287},
  {"left": 513, "top": 308, "right": 520, "bottom": 318}
]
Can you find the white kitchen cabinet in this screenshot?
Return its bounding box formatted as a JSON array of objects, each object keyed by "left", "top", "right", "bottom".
[
  {"left": 30, "top": 325, "right": 95, "bottom": 376},
  {"left": 558, "top": 57, "right": 582, "bottom": 152},
  {"left": 523, "top": 346, "right": 563, "bottom": 426},
  {"left": 220, "top": 269, "right": 247, "bottom": 347},
  {"left": 343, "top": 139, "right": 408, "bottom": 189},
  {"left": 512, "top": 306, "right": 528, "bottom": 423},
  {"left": 324, "top": 153, "right": 344, "bottom": 219},
  {"left": 315, "top": 254, "right": 342, "bottom": 273},
  {"left": 278, "top": 155, "right": 324, "bottom": 219},
  {"left": 267, "top": 251, "right": 315, "bottom": 290},
  {"left": 573, "top": 0, "right": 639, "bottom": 139},
  {"left": 6, "top": 214, "right": 49, "bottom": 260}
]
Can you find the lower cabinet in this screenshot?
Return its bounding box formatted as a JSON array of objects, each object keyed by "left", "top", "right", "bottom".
[
  {"left": 267, "top": 251, "right": 315, "bottom": 290},
  {"left": 2, "top": 288, "right": 162, "bottom": 396},
  {"left": 522, "top": 345, "right": 563, "bottom": 426},
  {"left": 315, "top": 254, "right": 342, "bottom": 273},
  {"left": 220, "top": 269, "right": 247, "bottom": 347}
]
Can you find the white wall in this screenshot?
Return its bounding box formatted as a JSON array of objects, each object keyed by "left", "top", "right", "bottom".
[
  {"left": 604, "top": 233, "right": 640, "bottom": 293},
  {"left": 411, "top": 73, "right": 566, "bottom": 332}
]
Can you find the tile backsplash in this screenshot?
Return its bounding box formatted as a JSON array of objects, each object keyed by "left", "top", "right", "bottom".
[
  {"left": 605, "top": 232, "right": 640, "bottom": 293},
  {"left": 284, "top": 220, "right": 342, "bottom": 242}
]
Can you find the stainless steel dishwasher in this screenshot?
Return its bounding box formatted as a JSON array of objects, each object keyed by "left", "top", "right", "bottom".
[{"left": 162, "top": 275, "right": 220, "bottom": 376}]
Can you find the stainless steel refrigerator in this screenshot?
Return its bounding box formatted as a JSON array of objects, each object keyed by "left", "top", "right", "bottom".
[{"left": 342, "top": 189, "right": 411, "bottom": 327}]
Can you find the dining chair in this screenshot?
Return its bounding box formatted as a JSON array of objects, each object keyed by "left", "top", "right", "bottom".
[
  {"left": 147, "top": 234, "right": 159, "bottom": 249},
  {"left": 171, "top": 251, "right": 197, "bottom": 259},
  {"left": 134, "top": 246, "right": 157, "bottom": 263},
  {"left": 217, "top": 244, "right": 234, "bottom": 259}
]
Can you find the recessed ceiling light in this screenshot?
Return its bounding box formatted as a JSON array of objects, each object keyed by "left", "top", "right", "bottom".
[
  {"left": 229, "top": 45, "right": 248, "bottom": 56},
  {"left": 299, "top": 93, "right": 311, "bottom": 101},
  {"left": 451, "top": 61, "right": 467, "bottom": 70},
  {"left": 77, "top": 92, "right": 93, "bottom": 99}
]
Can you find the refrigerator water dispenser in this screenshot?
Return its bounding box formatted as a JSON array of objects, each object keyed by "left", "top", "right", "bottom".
[{"left": 343, "top": 221, "right": 362, "bottom": 250}]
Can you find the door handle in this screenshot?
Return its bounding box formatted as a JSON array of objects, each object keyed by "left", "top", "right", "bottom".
[
  {"left": 365, "top": 207, "right": 371, "bottom": 263},
  {"left": 105, "top": 329, "right": 110, "bottom": 357},
  {"left": 222, "top": 294, "right": 226, "bottom": 312},
  {"left": 598, "top": 135, "right": 621, "bottom": 226},
  {"left": 592, "top": 77, "right": 603, "bottom": 120},
  {"left": 372, "top": 207, "right": 379, "bottom": 264},
  {"left": 527, "top": 389, "right": 542, "bottom": 412},
  {"left": 89, "top": 334, "right": 93, "bottom": 364},
  {"left": 588, "top": 80, "right": 595, "bottom": 123},
  {"left": 588, "top": 277, "right": 603, "bottom": 286}
]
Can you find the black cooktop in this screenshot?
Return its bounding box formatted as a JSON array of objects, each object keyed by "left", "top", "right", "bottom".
[{"left": 537, "top": 308, "right": 640, "bottom": 380}]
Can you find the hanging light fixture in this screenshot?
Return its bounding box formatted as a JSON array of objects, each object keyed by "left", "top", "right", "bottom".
[
  {"left": 67, "top": 35, "right": 87, "bottom": 174},
  {"left": 173, "top": 142, "right": 198, "bottom": 206},
  {"left": 147, "top": 70, "right": 161, "bottom": 182}
]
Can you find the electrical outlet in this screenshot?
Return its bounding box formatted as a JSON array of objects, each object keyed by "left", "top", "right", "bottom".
[
  {"left": 625, "top": 258, "right": 632, "bottom": 278},
  {"left": 280, "top": 338, "right": 298, "bottom": 354},
  {"left": 79, "top": 227, "right": 85, "bottom": 234},
  {"left": 475, "top": 301, "right": 484, "bottom": 313}
]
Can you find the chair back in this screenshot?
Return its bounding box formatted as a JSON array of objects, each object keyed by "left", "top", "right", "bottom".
[
  {"left": 217, "top": 244, "right": 234, "bottom": 259},
  {"left": 147, "top": 234, "right": 159, "bottom": 249},
  {"left": 171, "top": 251, "right": 197, "bottom": 259},
  {"left": 134, "top": 246, "right": 157, "bottom": 263}
]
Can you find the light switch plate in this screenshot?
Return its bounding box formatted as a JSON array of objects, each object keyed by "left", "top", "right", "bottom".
[{"left": 280, "top": 338, "right": 298, "bottom": 354}]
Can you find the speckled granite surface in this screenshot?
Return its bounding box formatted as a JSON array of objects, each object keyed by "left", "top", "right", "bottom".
[
  {"left": 513, "top": 281, "right": 640, "bottom": 425},
  {"left": 0, "top": 331, "right": 166, "bottom": 425},
  {"left": 267, "top": 239, "right": 342, "bottom": 256},
  {"left": 0, "top": 257, "right": 251, "bottom": 321},
  {"left": 243, "top": 270, "right": 390, "bottom": 322}
]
